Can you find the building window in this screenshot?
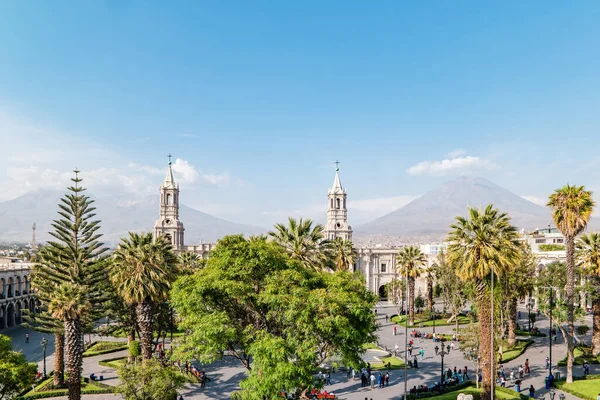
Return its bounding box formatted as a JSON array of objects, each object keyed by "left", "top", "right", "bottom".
[
  {"left": 535, "top": 239, "right": 545, "bottom": 243},
  {"left": 381, "top": 263, "right": 387, "bottom": 273},
  {"left": 555, "top": 239, "right": 564, "bottom": 243},
  {"left": 166, "top": 193, "right": 172, "bottom": 205},
  {"left": 336, "top": 198, "right": 340, "bottom": 209}
]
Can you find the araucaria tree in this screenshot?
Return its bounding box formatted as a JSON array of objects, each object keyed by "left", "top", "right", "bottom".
[
  {"left": 446, "top": 205, "right": 520, "bottom": 400},
  {"left": 548, "top": 185, "right": 595, "bottom": 383},
  {"left": 33, "top": 171, "right": 107, "bottom": 400},
  {"left": 111, "top": 232, "right": 179, "bottom": 361},
  {"left": 396, "top": 246, "right": 427, "bottom": 326},
  {"left": 268, "top": 217, "right": 331, "bottom": 270},
  {"left": 171, "top": 235, "right": 377, "bottom": 399},
  {"left": 576, "top": 232, "right": 600, "bottom": 355}
]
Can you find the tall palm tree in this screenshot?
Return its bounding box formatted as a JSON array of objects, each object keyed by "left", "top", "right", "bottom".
[
  {"left": 178, "top": 251, "right": 202, "bottom": 273},
  {"left": 548, "top": 185, "right": 595, "bottom": 383},
  {"left": 111, "top": 232, "right": 179, "bottom": 361},
  {"left": 331, "top": 237, "right": 356, "bottom": 271},
  {"left": 576, "top": 232, "right": 600, "bottom": 355},
  {"left": 425, "top": 264, "right": 436, "bottom": 311},
  {"left": 396, "top": 246, "right": 427, "bottom": 325},
  {"left": 447, "top": 205, "right": 520, "bottom": 400},
  {"left": 268, "top": 218, "right": 331, "bottom": 270},
  {"left": 49, "top": 283, "right": 91, "bottom": 400}
]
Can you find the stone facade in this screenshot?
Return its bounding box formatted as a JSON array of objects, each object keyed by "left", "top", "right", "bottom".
[
  {"left": 0, "top": 263, "right": 37, "bottom": 330},
  {"left": 323, "top": 167, "right": 352, "bottom": 241},
  {"left": 153, "top": 162, "right": 185, "bottom": 250}
]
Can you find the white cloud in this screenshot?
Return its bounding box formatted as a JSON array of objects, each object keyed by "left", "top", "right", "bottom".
[
  {"left": 407, "top": 155, "right": 497, "bottom": 176},
  {"left": 522, "top": 195, "right": 546, "bottom": 206},
  {"left": 348, "top": 195, "right": 416, "bottom": 212},
  {"left": 445, "top": 149, "right": 467, "bottom": 158}
]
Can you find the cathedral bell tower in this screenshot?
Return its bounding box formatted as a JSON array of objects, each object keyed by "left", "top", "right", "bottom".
[
  {"left": 324, "top": 161, "right": 352, "bottom": 241},
  {"left": 153, "top": 155, "right": 185, "bottom": 250}
]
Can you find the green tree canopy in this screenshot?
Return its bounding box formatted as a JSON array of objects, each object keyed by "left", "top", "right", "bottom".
[
  {"left": 115, "top": 359, "right": 185, "bottom": 400},
  {"left": 0, "top": 335, "right": 37, "bottom": 400},
  {"left": 171, "top": 235, "right": 377, "bottom": 399}
]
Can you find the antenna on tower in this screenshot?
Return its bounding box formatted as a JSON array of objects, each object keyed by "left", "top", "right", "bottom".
[{"left": 31, "top": 222, "right": 37, "bottom": 250}]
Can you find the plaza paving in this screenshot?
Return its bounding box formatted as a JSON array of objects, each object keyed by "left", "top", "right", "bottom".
[{"left": 5, "top": 301, "right": 595, "bottom": 399}]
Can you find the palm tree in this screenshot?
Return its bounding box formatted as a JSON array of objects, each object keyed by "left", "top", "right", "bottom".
[
  {"left": 111, "top": 232, "right": 179, "bottom": 361},
  {"left": 178, "top": 251, "right": 202, "bottom": 273},
  {"left": 396, "top": 246, "right": 427, "bottom": 326},
  {"left": 447, "top": 205, "right": 520, "bottom": 400},
  {"left": 548, "top": 185, "right": 595, "bottom": 382},
  {"left": 331, "top": 237, "right": 356, "bottom": 271},
  {"left": 49, "top": 283, "right": 91, "bottom": 400},
  {"left": 424, "top": 264, "right": 436, "bottom": 311},
  {"left": 268, "top": 217, "right": 331, "bottom": 270},
  {"left": 576, "top": 232, "right": 600, "bottom": 355}
]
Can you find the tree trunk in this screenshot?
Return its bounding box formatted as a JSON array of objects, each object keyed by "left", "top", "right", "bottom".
[
  {"left": 593, "top": 287, "right": 600, "bottom": 356},
  {"left": 137, "top": 301, "right": 154, "bottom": 361},
  {"left": 409, "top": 278, "right": 415, "bottom": 326},
  {"left": 565, "top": 236, "right": 575, "bottom": 383},
  {"left": 64, "top": 318, "right": 82, "bottom": 400},
  {"left": 127, "top": 329, "right": 136, "bottom": 363},
  {"left": 427, "top": 277, "right": 433, "bottom": 311},
  {"left": 53, "top": 333, "right": 65, "bottom": 387},
  {"left": 477, "top": 281, "right": 494, "bottom": 400},
  {"left": 507, "top": 298, "right": 517, "bottom": 346}
]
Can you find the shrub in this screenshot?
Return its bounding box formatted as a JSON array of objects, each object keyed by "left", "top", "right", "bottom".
[
  {"left": 577, "top": 325, "right": 590, "bottom": 336},
  {"left": 129, "top": 340, "right": 141, "bottom": 357}
]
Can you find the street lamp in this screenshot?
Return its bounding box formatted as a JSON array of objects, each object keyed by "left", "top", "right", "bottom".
[
  {"left": 438, "top": 344, "right": 451, "bottom": 386},
  {"left": 526, "top": 297, "right": 535, "bottom": 332},
  {"left": 548, "top": 288, "right": 554, "bottom": 381},
  {"left": 435, "top": 345, "right": 439, "bottom": 355},
  {"left": 40, "top": 338, "right": 48, "bottom": 378}
]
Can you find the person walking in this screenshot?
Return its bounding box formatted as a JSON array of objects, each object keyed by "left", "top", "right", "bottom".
[
  {"left": 393, "top": 326, "right": 397, "bottom": 336},
  {"left": 584, "top": 361, "right": 590, "bottom": 375},
  {"left": 524, "top": 359, "right": 530, "bottom": 374},
  {"left": 377, "top": 373, "right": 383, "bottom": 388},
  {"left": 419, "top": 348, "right": 425, "bottom": 360},
  {"left": 462, "top": 366, "right": 469, "bottom": 381},
  {"left": 528, "top": 385, "right": 535, "bottom": 398},
  {"left": 25, "top": 332, "right": 29, "bottom": 343},
  {"left": 370, "top": 373, "right": 376, "bottom": 388},
  {"left": 385, "top": 315, "right": 388, "bottom": 323}
]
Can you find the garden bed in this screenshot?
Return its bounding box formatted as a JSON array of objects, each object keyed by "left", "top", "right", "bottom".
[
  {"left": 555, "top": 374, "right": 600, "bottom": 400},
  {"left": 499, "top": 339, "right": 533, "bottom": 363},
  {"left": 557, "top": 346, "right": 600, "bottom": 366},
  {"left": 391, "top": 314, "right": 473, "bottom": 328},
  {"left": 405, "top": 381, "right": 528, "bottom": 400},
  {"left": 83, "top": 340, "right": 128, "bottom": 357},
  {"left": 16, "top": 377, "right": 114, "bottom": 399},
  {"left": 98, "top": 356, "right": 199, "bottom": 383}
]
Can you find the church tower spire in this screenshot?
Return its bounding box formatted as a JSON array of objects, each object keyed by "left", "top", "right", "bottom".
[
  {"left": 153, "top": 154, "right": 185, "bottom": 250},
  {"left": 324, "top": 161, "right": 352, "bottom": 241}
]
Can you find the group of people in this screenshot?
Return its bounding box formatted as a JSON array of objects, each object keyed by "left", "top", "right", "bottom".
[{"left": 356, "top": 366, "right": 390, "bottom": 389}]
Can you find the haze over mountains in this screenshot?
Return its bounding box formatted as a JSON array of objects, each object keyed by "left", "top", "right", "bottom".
[
  {"left": 0, "top": 189, "right": 263, "bottom": 246},
  {"left": 2, "top": 177, "right": 599, "bottom": 246},
  {"left": 356, "top": 176, "right": 600, "bottom": 239}
]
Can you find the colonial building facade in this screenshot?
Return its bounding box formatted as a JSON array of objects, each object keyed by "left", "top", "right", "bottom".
[{"left": 0, "top": 263, "right": 37, "bottom": 330}]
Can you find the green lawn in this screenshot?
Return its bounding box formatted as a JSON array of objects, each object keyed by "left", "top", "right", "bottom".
[
  {"left": 558, "top": 346, "right": 600, "bottom": 366},
  {"left": 499, "top": 340, "right": 534, "bottom": 363},
  {"left": 83, "top": 340, "right": 128, "bottom": 357},
  {"left": 372, "top": 355, "right": 405, "bottom": 370},
  {"left": 391, "top": 314, "right": 473, "bottom": 327},
  {"left": 555, "top": 376, "right": 600, "bottom": 400},
  {"left": 23, "top": 376, "right": 114, "bottom": 398},
  {"left": 514, "top": 329, "right": 546, "bottom": 337},
  {"left": 420, "top": 388, "right": 523, "bottom": 400},
  {"left": 362, "top": 343, "right": 381, "bottom": 350}
]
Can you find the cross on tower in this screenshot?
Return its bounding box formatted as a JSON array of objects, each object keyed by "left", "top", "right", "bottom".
[
  {"left": 334, "top": 160, "right": 340, "bottom": 171},
  {"left": 168, "top": 154, "right": 173, "bottom": 165}
]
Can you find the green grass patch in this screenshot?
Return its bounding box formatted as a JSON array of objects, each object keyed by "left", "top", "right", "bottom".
[
  {"left": 17, "top": 377, "right": 114, "bottom": 399},
  {"left": 391, "top": 314, "right": 473, "bottom": 327},
  {"left": 514, "top": 329, "right": 547, "bottom": 337},
  {"left": 404, "top": 382, "right": 527, "bottom": 400},
  {"left": 362, "top": 343, "right": 381, "bottom": 350},
  {"left": 83, "top": 340, "right": 128, "bottom": 357},
  {"left": 555, "top": 374, "right": 600, "bottom": 400},
  {"left": 372, "top": 355, "right": 405, "bottom": 370},
  {"left": 499, "top": 339, "right": 533, "bottom": 363},
  {"left": 557, "top": 346, "right": 600, "bottom": 366}
]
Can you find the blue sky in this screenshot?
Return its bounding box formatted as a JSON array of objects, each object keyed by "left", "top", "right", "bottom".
[{"left": 0, "top": 1, "right": 599, "bottom": 226}]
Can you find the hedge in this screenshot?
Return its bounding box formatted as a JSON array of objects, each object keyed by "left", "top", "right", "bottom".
[{"left": 82, "top": 341, "right": 128, "bottom": 357}]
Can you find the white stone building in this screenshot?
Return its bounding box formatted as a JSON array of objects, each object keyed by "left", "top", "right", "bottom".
[{"left": 0, "top": 262, "right": 37, "bottom": 330}]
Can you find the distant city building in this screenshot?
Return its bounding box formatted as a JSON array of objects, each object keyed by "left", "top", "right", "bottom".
[{"left": 0, "top": 262, "right": 37, "bottom": 330}]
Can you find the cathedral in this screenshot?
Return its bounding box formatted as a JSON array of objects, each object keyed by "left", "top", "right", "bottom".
[{"left": 153, "top": 159, "right": 428, "bottom": 297}]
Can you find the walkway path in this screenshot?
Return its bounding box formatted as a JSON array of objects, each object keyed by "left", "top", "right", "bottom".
[{"left": 5, "top": 302, "right": 596, "bottom": 399}]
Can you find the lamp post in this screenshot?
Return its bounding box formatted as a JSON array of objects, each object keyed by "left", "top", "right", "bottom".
[
  {"left": 438, "top": 344, "right": 451, "bottom": 386},
  {"left": 548, "top": 288, "right": 554, "bottom": 381},
  {"left": 403, "top": 268, "right": 409, "bottom": 400},
  {"left": 40, "top": 338, "right": 48, "bottom": 378},
  {"left": 526, "top": 298, "right": 535, "bottom": 332}
]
